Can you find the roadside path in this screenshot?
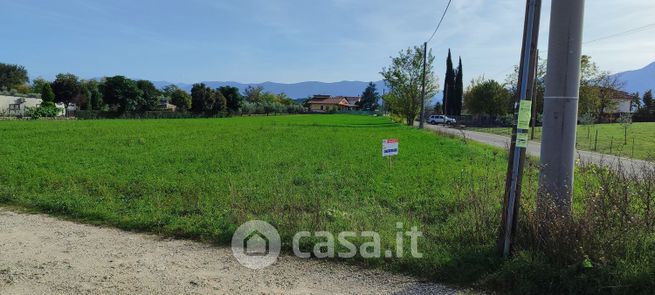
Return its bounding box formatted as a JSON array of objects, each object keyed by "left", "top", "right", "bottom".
[
  {"left": 423, "top": 124, "right": 653, "bottom": 174},
  {"left": 0, "top": 208, "right": 456, "bottom": 295}
]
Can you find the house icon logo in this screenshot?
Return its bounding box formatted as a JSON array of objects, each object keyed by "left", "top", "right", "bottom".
[{"left": 231, "top": 220, "right": 281, "bottom": 269}]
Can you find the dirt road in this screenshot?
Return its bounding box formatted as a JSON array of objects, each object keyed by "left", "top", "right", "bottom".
[{"left": 0, "top": 208, "right": 456, "bottom": 295}]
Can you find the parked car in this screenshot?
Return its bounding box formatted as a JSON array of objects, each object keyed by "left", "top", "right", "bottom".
[{"left": 427, "top": 115, "right": 456, "bottom": 125}]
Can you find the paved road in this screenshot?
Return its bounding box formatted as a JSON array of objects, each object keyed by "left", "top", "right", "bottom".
[{"left": 422, "top": 124, "right": 653, "bottom": 175}]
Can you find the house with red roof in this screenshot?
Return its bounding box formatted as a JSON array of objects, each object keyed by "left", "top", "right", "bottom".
[{"left": 307, "top": 95, "right": 361, "bottom": 112}]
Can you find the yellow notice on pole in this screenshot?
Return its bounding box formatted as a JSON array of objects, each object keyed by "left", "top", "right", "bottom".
[
  {"left": 516, "top": 133, "right": 529, "bottom": 148},
  {"left": 517, "top": 100, "right": 532, "bottom": 130}
]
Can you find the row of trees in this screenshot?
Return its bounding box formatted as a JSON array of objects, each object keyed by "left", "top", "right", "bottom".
[
  {"left": 461, "top": 55, "right": 647, "bottom": 123},
  {"left": 442, "top": 49, "right": 464, "bottom": 116},
  {"left": 40, "top": 74, "right": 163, "bottom": 113},
  {"left": 378, "top": 50, "right": 646, "bottom": 125},
  {"left": 0, "top": 62, "right": 309, "bottom": 117}
]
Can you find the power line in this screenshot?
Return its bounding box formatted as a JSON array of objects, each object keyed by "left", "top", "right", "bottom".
[
  {"left": 584, "top": 22, "right": 655, "bottom": 44},
  {"left": 426, "top": 0, "right": 453, "bottom": 44}
]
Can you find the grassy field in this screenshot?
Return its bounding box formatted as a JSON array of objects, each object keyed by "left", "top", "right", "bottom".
[
  {"left": 1, "top": 114, "right": 653, "bottom": 293},
  {"left": 469, "top": 122, "right": 655, "bottom": 160}
]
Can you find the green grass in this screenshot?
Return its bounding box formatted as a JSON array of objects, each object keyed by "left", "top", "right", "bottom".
[
  {"left": 0, "top": 115, "right": 506, "bottom": 277},
  {"left": 469, "top": 122, "right": 655, "bottom": 160},
  {"left": 0, "top": 114, "right": 652, "bottom": 294}
]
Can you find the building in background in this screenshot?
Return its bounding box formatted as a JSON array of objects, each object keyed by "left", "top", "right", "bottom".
[
  {"left": 0, "top": 95, "right": 68, "bottom": 117},
  {"left": 306, "top": 95, "right": 361, "bottom": 112}
]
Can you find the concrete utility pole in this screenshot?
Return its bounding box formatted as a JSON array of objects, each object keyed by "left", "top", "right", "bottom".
[
  {"left": 499, "top": 0, "right": 542, "bottom": 258},
  {"left": 419, "top": 42, "right": 428, "bottom": 129},
  {"left": 538, "top": 0, "right": 586, "bottom": 216}
]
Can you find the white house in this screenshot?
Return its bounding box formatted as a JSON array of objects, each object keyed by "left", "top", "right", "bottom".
[
  {"left": 0, "top": 95, "right": 67, "bottom": 117},
  {"left": 600, "top": 89, "right": 634, "bottom": 114},
  {"left": 0, "top": 95, "right": 42, "bottom": 116}
]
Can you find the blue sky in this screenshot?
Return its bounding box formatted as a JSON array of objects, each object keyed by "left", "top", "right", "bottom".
[{"left": 1, "top": 0, "right": 653, "bottom": 85}]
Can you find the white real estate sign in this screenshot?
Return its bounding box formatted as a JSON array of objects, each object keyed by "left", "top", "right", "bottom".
[{"left": 382, "top": 139, "right": 399, "bottom": 157}]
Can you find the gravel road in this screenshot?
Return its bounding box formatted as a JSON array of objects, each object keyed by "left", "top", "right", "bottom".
[{"left": 0, "top": 208, "right": 457, "bottom": 295}]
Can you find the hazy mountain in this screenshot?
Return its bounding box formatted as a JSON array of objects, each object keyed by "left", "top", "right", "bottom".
[{"left": 613, "top": 61, "right": 655, "bottom": 95}]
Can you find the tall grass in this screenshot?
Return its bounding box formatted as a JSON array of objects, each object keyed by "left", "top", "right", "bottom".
[{"left": 456, "top": 158, "right": 655, "bottom": 294}]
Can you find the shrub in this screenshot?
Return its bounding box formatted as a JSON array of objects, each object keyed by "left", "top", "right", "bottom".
[{"left": 25, "top": 105, "right": 60, "bottom": 119}]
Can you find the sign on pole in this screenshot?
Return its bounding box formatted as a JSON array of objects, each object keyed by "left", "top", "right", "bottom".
[
  {"left": 516, "top": 100, "right": 532, "bottom": 148},
  {"left": 517, "top": 100, "right": 533, "bottom": 130},
  {"left": 382, "top": 139, "right": 399, "bottom": 157}
]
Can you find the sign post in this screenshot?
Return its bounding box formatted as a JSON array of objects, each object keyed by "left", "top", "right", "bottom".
[{"left": 382, "top": 139, "right": 399, "bottom": 168}]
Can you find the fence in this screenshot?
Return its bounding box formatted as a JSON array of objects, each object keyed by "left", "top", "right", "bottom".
[{"left": 447, "top": 115, "right": 518, "bottom": 127}]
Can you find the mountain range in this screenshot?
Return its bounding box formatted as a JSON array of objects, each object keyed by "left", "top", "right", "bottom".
[
  {"left": 145, "top": 61, "right": 652, "bottom": 103},
  {"left": 613, "top": 61, "right": 655, "bottom": 95}
]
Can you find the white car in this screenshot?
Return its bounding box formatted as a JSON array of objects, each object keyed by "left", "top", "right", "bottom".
[{"left": 427, "top": 115, "right": 456, "bottom": 125}]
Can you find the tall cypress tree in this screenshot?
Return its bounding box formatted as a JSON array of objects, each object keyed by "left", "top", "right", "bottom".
[
  {"left": 454, "top": 57, "right": 464, "bottom": 115},
  {"left": 443, "top": 49, "right": 456, "bottom": 115}
]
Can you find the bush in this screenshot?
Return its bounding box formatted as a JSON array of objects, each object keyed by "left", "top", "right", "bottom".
[
  {"left": 25, "top": 105, "right": 60, "bottom": 119},
  {"left": 494, "top": 114, "right": 515, "bottom": 126}
]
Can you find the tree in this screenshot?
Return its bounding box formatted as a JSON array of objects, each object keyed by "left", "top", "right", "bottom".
[
  {"left": 617, "top": 113, "right": 632, "bottom": 145},
  {"left": 453, "top": 57, "right": 464, "bottom": 115},
  {"left": 275, "top": 92, "right": 294, "bottom": 105},
  {"left": 80, "top": 80, "right": 103, "bottom": 110},
  {"left": 464, "top": 79, "right": 511, "bottom": 117},
  {"left": 213, "top": 89, "right": 227, "bottom": 114},
  {"left": 88, "top": 80, "right": 104, "bottom": 110},
  {"left": 261, "top": 92, "right": 277, "bottom": 104},
  {"left": 577, "top": 55, "right": 623, "bottom": 121},
  {"left": 100, "top": 76, "right": 143, "bottom": 113},
  {"left": 169, "top": 89, "right": 192, "bottom": 112},
  {"left": 504, "top": 55, "right": 547, "bottom": 116},
  {"left": 595, "top": 74, "right": 623, "bottom": 120},
  {"left": 136, "top": 80, "right": 160, "bottom": 112},
  {"left": 630, "top": 92, "right": 641, "bottom": 112},
  {"left": 644, "top": 90, "right": 654, "bottom": 111},
  {"left": 634, "top": 90, "right": 654, "bottom": 121},
  {"left": 380, "top": 45, "right": 439, "bottom": 125},
  {"left": 218, "top": 86, "right": 243, "bottom": 113},
  {"left": 40, "top": 83, "right": 56, "bottom": 107},
  {"left": 244, "top": 85, "right": 264, "bottom": 103},
  {"left": 31, "top": 77, "right": 50, "bottom": 94},
  {"left": 357, "top": 82, "right": 380, "bottom": 111},
  {"left": 51, "top": 73, "right": 81, "bottom": 108},
  {"left": 190, "top": 83, "right": 214, "bottom": 114},
  {"left": 433, "top": 102, "right": 443, "bottom": 114},
  {"left": 644, "top": 90, "right": 654, "bottom": 106},
  {"left": 0, "top": 63, "right": 29, "bottom": 90},
  {"left": 442, "top": 50, "right": 456, "bottom": 115}
]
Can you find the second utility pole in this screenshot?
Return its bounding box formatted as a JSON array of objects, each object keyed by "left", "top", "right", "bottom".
[
  {"left": 499, "top": 0, "right": 542, "bottom": 258},
  {"left": 419, "top": 42, "right": 428, "bottom": 129}
]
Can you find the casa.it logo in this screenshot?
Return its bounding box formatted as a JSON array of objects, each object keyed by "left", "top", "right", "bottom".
[{"left": 231, "top": 220, "right": 281, "bottom": 270}]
